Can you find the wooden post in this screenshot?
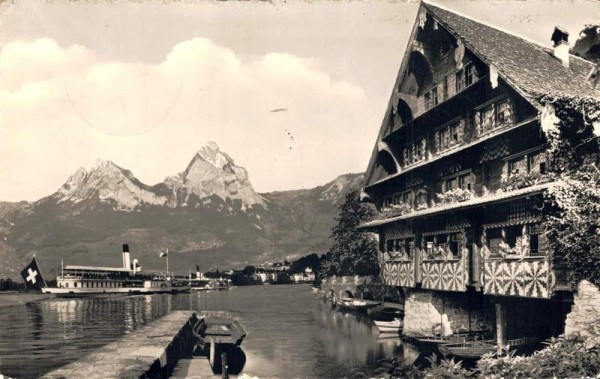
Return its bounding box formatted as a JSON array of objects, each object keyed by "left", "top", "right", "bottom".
[
  {"left": 209, "top": 337, "right": 215, "bottom": 367},
  {"left": 221, "top": 351, "right": 229, "bottom": 379},
  {"left": 495, "top": 302, "right": 507, "bottom": 355}
]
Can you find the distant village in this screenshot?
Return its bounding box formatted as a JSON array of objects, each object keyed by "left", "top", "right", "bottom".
[{"left": 186, "top": 255, "right": 319, "bottom": 287}]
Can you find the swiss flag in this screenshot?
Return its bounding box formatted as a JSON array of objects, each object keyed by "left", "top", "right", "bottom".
[{"left": 20, "top": 257, "right": 46, "bottom": 290}]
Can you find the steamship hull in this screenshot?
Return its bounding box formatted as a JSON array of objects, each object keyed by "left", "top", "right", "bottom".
[{"left": 41, "top": 285, "right": 190, "bottom": 298}]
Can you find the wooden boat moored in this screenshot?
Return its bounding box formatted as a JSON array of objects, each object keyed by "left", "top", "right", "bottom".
[
  {"left": 439, "top": 337, "right": 543, "bottom": 360},
  {"left": 374, "top": 318, "right": 403, "bottom": 333},
  {"left": 336, "top": 298, "right": 381, "bottom": 312},
  {"left": 368, "top": 305, "right": 404, "bottom": 321},
  {"left": 438, "top": 340, "right": 496, "bottom": 359}
]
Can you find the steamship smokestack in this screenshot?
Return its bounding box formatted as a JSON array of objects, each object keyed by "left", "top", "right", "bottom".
[
  {"left": 196, "top": 264, "right": 201, "bottom": 279},
  {"left": 122, "top": 244, "right": 132, "bottom": 271}
]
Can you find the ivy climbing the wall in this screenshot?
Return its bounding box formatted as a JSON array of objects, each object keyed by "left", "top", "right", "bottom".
[{"left": 538, "top": 94, "right": 600, "bottom": 288}]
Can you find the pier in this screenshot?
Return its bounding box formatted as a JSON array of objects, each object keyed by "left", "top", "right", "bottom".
[{"left": 41, "top": 311, "right": 245, "bottom": 379}]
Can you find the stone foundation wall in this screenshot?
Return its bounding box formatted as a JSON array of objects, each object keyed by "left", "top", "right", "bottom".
[
  {"left": 403, "top": 289, "right": 490, "bottom": 337},
  {"left": 565, "top": 280, "right": 600, "bottom": 348}
]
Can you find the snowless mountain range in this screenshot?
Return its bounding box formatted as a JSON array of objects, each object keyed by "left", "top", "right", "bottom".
[
  {"left": 0, "top": 142, "right": 364, "bottom": 278},
  {"left": 55, "top": 142, "right": 266, "bottom": 211}
]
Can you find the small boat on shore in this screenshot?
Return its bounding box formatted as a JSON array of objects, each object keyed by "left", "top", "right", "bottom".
[{"left": 374, "top": 318, "right": 403, "bottom": 333}]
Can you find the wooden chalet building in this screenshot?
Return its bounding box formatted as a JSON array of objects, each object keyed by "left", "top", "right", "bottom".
[{"left": 359, "top": 2, "right": 600, "bottom": 345}]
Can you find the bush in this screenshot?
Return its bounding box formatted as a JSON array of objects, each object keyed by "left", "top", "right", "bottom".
[{"left": 370, "top": 336, "right": 600, "bottom": 379}]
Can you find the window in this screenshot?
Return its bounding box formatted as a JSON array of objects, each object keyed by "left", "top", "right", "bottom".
[
  {"left": 425, "top": 92, "right": 431, "bottom": 110},
  {"left": 387, "top": 238, "right": 413, "bottom": 259},
  {"left": 496, "top": 100, "right": 513, "bottom": 125},
  {"left": 528, "top": 151, "right": 547, "bottom": 175},
  {"left": 455, "top": 69, "right": 465, "bottom": 92},
  {"left": 416, "top": 191, "right": 428, "bottom": 209},
  {"left": 445, "top": 177, "right": 458, "bottom": 191},
  {"left": 386, "top": 239, "right": 394, "bottom": 252},
  {"left": 443, "top": 76, "right": 449, "bottom": 100},
  {"left": 465, "top": 65, "right": 475, "bottom": 86},
  {"left": 393, "top": 195, "right": 401, "bottom": 204},
  {"left": 415, "top": 140, "right": 423, "bottom": 158},
  {"left": 403, "top": 139, "right": 426, "bottom": 166},
  {"left": 529, "top": 223, "right": 547, "bottom": 256},
  {"left": 437, "top": 122, "right": 462, "bottom": 151},
  {"left": 481, "top": 105, "right": 495, "bottom": 134},
  {"left": 477, "top": 99, "right": 514, "bottom": 135},
  {"left": 458, "top": 174, "right": 473, "bottom": 191},
  {"left": 449, "top": 233, "right": 462, "bottom": 257},
  {"left": 509, "top": 156, "right": 527, "bottom": 176},
  {"left": 403, "top": 146, "right": 411, "bottom": 165},
  {"left": 443, "top": 171, "right": 473, "bottom": 194},
  {"left": 505, "top": 225, "right": 522, "bottom": 247},
  {"left": 426, "top": 241, "right": 434, "bottom": 256},
  {"left": 508, "top": 150, "right": 547, "bottom": 179},
  {"left": 424, "top": 87, "right": 439, "bottom": 110},
  {"left": 487, "top": 229, "right": 502, "bottom": 255},
  {"left": 451, "top": 124, "right": 460, "bottom": 143}
]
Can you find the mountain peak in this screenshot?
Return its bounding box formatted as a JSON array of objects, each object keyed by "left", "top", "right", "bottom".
[
  {"left": 55, "top": 160, "right": 166, "bottom": 210},
  {"left": 196, "top": 142, "right": 235, "bottom": 171},
  {"left": 94, "top": 159, "right": 116, "bottom": 168}
]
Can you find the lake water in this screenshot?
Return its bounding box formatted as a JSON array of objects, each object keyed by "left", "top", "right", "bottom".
[{"left": 0, "top": 285, "right": 425, "bottom": 378}]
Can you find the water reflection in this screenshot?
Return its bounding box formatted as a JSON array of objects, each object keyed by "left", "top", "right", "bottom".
[
  {"left": 1, "top": 286, "right": 429, "bottom": 379},
  {"left": 0, "top": 295, "right": 175, "bottom": 378}
]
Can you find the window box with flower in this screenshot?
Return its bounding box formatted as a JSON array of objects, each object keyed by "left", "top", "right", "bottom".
[
  {"left": 500, "top": 171, "right": 551, "bottom": 192},
  {"left": 436, "top": 188, "right": 473, "bottom": 205},
  {"left": 380, "top": 202, "right": 413, "bottom": 218}
]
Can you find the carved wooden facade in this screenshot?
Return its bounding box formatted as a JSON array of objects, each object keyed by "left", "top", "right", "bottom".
[{"left": 360, "top": 2, "right": 582, "bottom": 300}]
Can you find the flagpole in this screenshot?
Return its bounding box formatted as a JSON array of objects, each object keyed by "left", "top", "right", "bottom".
[{"left": 166, "top": 248, "right": 169, "bottom": 275}]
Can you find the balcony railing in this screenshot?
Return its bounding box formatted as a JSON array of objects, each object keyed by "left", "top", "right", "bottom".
[
  {"left": 482, "top": 256, "right": 554, "bottom": 298},
  {"left": 382, "top": 259, "right": 416, "bottom": 288},
  {"left": 420, "top": 253, "right": 469, "bottom": 292}
]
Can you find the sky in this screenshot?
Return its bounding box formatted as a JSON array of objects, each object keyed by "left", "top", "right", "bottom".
[{"left": 0, "top": 0, "right": 598, "bottom": 202}]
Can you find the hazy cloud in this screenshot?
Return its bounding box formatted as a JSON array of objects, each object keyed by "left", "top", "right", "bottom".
[{"left": 0, "top": 37, "right": 375, "bottom": 201}]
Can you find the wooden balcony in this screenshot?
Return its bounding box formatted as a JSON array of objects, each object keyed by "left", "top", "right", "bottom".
[
  {"left": 420, "top": 255, "right": 469, "bottom": 292},
  {"left": 360, "top": 182, "right": 553, "bottom": 229},
  {"left": 482, "top": 256, "right": 555, "bottom": 298}
]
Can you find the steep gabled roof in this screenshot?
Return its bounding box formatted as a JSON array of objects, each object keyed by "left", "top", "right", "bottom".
[
  {"left": 423, "top": 1, "right": 600, "bottom": 103},
  {"left": 362, "top": 2, "right": 600, "bottom": 191}
]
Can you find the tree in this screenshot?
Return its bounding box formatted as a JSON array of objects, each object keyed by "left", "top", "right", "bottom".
[
  {"left": 319, "top": 190, "right": 380, "bottom": 278},
  {"left": 288, "top": 253, "right": 320, "bottom": 275},
  {"left": 242, "top": 265, "right": 256, "bottom": 276},
  {"left": 538, "top": 95, "right": 600, "bottom": 287}
]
